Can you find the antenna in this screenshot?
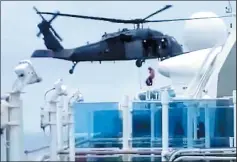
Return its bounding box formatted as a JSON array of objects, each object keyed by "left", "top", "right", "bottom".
[
  {"left": 225, "top": 1, "right": 232, "bottom": 14},
  {"left": 225, "top": 1, "right": 233, "bottom": 29}
]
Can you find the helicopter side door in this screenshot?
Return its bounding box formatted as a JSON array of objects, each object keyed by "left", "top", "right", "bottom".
[
  {"left": 103, "top": 37, "right": 126, "bottom": 60},
  {"left": 124, "top": 40, "right": 143, "bottom": 60},
  {"left": 142, "top": 39, "right": 160, "bottom": 58}
]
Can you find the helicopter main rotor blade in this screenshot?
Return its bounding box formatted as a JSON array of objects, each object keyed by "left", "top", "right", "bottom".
[
  {"left": 144, "top": 14, "right": 233, "bottom": 23},
  {"left": 37, "top": 9, "right": 233, "bottom": 25},
  {"left": 142, "top": 5, "right": 172, "bottom": 21},
  {"left": 37, "top": 11, "right": 134, "bottom": 24}
]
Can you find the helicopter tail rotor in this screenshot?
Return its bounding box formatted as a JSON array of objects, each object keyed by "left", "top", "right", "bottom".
[{"left": 33, "top": 6, "right": 63, "bottom": 41}]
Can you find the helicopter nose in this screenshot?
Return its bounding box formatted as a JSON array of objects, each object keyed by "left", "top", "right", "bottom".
[{"left": 158, "top": 61, "right": 170, "bottom": 77}]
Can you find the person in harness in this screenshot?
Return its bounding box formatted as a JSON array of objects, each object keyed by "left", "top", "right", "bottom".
[{"left": 145, "top": 67, "right": 155, "bottom": 86}]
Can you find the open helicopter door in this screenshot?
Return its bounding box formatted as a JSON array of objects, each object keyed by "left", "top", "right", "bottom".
[{"left": 125, "top": 40, "right": 144, "bottom": 59}]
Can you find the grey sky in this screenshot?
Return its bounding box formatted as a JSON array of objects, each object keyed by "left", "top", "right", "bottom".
[{"left": 1, "top": 1, "right": 236, "bottom": 133}]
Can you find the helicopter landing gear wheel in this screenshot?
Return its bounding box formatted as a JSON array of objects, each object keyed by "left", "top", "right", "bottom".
[
  {"left": 69, "top": 69, "right": 74, "bottom": 74},
  {"left": 69, "top": 61, "right": 78, "bottom": 74},
  {"left": 136, "top": 59, "right": 145, "bottom": 68}
]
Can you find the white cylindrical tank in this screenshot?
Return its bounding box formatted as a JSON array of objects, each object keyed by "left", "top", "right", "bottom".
[
  {"left": 157, "top": 46, "right": 223, "bottom": 95},
  {"left": 183, "top": 12, "right": 228, "bottom": 51}
]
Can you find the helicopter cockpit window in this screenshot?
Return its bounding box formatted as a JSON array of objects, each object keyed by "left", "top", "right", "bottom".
[
  {"left": 171, "top": 37, "right": 175, "bottom": 41},
  {"left": 171, "top": 37, "right": 178, "bottom": 42}
]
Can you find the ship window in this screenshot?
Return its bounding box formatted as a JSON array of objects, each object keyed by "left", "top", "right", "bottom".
[{"left": 132, "top": 110, "right": 151, "bottom": 137}]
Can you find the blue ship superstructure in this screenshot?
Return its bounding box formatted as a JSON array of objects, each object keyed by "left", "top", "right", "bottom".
[{"left": 73, "top": 89, "right": 234, "bottom": 161}]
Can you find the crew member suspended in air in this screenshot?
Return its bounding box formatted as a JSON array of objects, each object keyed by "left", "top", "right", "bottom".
[{"left": 145, "top": 67, "right": 155, "bottom": 86}]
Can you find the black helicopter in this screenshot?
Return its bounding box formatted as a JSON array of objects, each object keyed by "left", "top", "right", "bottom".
[{"left": 31, "top": 5, "right": 230, "bottom": 74}]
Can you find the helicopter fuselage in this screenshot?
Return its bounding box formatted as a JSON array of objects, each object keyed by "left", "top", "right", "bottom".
[
  {"left": 32, "top": 12, "right": 184, "bottom": 74},
  {"left": 32, "top": 28, "right": 183, "bottom": 63}
]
